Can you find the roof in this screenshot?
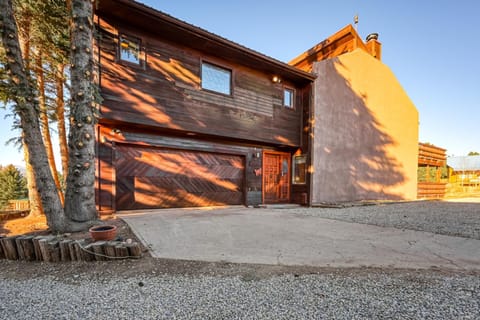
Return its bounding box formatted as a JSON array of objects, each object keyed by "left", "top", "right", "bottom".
[
  {"left": 95, "top": 0, "right": 315, "bottom": 84},
  {"left": 289, "top": 24, "right": 379, "bottom": 72},
  {"left": 447, "top": 156, "right": 480, "bottom": 171}
]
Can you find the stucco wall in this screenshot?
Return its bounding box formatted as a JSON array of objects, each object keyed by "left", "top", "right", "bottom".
[{"left": 311, "top": 49, "right": 418, "bottom": 203}]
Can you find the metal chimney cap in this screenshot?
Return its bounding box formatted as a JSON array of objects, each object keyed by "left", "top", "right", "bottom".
[{"left": 366, "top": 33, "right": 379, "bottom": 42}]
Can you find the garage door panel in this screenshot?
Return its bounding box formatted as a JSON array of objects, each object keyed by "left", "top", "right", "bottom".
[
  {"left": 127, "top": 191, "right": 244, "bottom": 210},
  {"left": 115, "top": 145, "right": 245, "bottom": 210},
  {"left": 134, "top": 177, "right": 242, "bottom": 194},
  {"left": 116, "top": 176, "right": 134, "bottom": 209}
]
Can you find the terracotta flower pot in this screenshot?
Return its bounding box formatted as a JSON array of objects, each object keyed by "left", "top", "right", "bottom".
[{"left": 89, "top": 225, "right": 117, "bottom": 241}]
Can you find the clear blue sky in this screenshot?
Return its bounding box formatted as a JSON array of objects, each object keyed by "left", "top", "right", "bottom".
[{"left": 1, "top": 0, "right": 478, "bottom": 167}]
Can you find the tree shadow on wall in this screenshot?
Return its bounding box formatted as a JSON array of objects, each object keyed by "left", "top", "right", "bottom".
[{"left": 312, "top": 57, "right": 411, "bottom": 202}]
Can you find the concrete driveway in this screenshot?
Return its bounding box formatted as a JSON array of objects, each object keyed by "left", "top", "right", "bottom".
[{"left": 119, "top": 206, "right": 480, "bottom": 270}]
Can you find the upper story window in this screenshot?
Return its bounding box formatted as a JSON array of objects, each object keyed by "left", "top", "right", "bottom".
[
  {"left": 283, "top": 88, "right": 294, "bottom": 108},
  {"left": 201, "top": 62, "right": 231, "bottom": 95},
  {"left": 119, "top": 35, "right": 140, "bottom": 65}
]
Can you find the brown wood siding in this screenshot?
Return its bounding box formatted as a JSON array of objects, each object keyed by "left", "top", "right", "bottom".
[
  {"left": 96, "top": 126, "right": 115, "bottom": 213},
  {"left": 97, "top": 16, "right": 307, "bottom": 147}
]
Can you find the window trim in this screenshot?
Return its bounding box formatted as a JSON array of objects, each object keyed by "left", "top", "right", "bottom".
[
  {"left": 200, "top": 60, "right": 233, "bottom": 96},
  {"left": 118, "top": 34, "right": 143, "bottom": 66},
  {"left": 283, "top": 87, "right": 295, "bottom": 109}
]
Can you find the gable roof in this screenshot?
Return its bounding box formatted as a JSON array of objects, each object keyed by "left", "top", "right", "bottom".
[
  {"left": 447, "top": 156, "right": 480, "bottom": 171},
  {"left": 95, "top": 0, "right": 315, "bottom": 84},
  {"left": 289, "top": 24, "right": 380, "bottom": 72}
]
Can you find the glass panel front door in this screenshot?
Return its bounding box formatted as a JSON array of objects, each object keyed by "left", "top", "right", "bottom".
[{"left": 263, "top": 151, "right": 290, "bottom": 203}]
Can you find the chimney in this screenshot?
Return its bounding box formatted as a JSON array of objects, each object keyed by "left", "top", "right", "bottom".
[{"left": 365, "top": 33, "right": 382, "bottom": 60}]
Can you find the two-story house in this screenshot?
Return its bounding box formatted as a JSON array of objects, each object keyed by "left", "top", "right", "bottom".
[
  {"left": 95, "top": 0, "right": 315, "bottom": 212},
  {"left": 95, "top": 0, "right": 419, "bottom": 213}
]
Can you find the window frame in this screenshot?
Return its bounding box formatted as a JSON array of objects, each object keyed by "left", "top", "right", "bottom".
[
  {"left": 200, "top": 61, "right": 233, "bottom": 96},
  {"left": 118, "top": 34, "right": 142, "bottom": 66},
  {"left": 283, "top": 87, "right": 295, "bottom": 109},
  {"left": 292, "top": 154, "right": 307, "bottom": 185}
]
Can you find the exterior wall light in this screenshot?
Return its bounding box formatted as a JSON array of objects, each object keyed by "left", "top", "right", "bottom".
[{"left": 272, "top": 75, "right": 282, "bottom": 83}]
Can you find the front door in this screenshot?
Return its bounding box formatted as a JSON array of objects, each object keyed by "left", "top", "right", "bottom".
[{"left": 263, "top": 151, "right": 291, "bottom": 203}]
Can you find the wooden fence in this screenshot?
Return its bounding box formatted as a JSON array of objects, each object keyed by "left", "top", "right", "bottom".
[
  {"left": 5, "top": 200, "right": 30, "bottom": 211},
  {"left": 417, "top": 182, "right": 447, "bottom": 199}
]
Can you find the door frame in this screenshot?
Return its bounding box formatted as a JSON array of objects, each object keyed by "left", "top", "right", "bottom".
[{"left": 262, "top": 150, "right": 291, "bottom": 204}]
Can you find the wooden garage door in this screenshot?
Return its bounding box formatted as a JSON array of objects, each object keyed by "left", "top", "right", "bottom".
[{"left": 115, "top": 145, "right": 245, "bottom": 210}]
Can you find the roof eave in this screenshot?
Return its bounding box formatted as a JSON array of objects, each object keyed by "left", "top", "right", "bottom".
[
  {"left": 289, "top": 24, "right": 368, "bottom": 67},
  {"left": 96, "top": 0, "right": 315, "bottom": 84}
]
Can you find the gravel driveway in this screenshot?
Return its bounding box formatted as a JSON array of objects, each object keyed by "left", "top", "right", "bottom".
[
  {"left": 292, "top": 200, "right": 480, "bottom": 240},
  {"left": 1, "top": 260, "right": 479, "bottom": 320}
]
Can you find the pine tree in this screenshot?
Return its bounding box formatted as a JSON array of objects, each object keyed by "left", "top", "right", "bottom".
[
  {"left": 0, "top": 0, "right": 98, "bottom": 231},
  {"left": 1, "top": 0, "right": 71, "bottom": 214},
  {"left": 0, "top": 164, "right": 27, "bottom": 210}
]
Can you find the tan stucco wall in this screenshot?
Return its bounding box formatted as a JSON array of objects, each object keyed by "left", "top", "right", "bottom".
[{"left": 311, "top": 49, "right": 418, "bottom": 203}]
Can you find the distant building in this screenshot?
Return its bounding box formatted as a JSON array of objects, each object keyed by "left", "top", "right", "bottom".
[{"left": 447, "top": 156, "right": 480, "bottom": 186}]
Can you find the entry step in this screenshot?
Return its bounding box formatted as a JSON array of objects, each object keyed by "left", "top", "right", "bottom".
[{"left": 253, "top": 204, "right": 302, "bottom": 209}]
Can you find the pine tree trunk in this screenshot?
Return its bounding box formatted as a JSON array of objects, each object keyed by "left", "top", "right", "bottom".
[
  {"left": 17, "top": 10, "right": 42, "bottom": 216},
  {"left": 64, "top": 0, "right": 98, "bottom": 223},
  {"left": 23, "top": 138, "right": 43, "bottom": 216},
  {"left": 36, "top": 53, "right": 64, "bottom": 204},
  {"left": 0, "top": 0, "right": 66, "bottom": 231},
  {"left": 55, "top": 64, "right": 69, "bottom": 179}
]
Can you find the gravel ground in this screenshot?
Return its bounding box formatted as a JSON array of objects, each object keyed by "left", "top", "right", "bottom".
[
  {"left": 291, "top": 201, "right": 480, "bottom": 240},
  {"left": 1, "top": 201, "right": 479, "bottom": 319},
  {"left": 1, "top": 262, "right": 479, "bottom": 320}
]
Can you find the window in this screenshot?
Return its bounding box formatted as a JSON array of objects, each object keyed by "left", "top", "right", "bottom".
[
  {"left": 119, "top": 35, "right": 140, "bottom": 64},
  {"left": 292, "top": 155, "right": 307, "bottom": 184},
  {"left": 201, "top": 62, "right": 231, "bottom": 95},
  {"left": 283, "top": 88, "right": 294, "bottom": 108}
]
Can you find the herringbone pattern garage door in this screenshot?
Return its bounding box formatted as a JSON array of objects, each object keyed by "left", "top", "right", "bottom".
[{"left": 115, "top": 145, "right": 245, "bottom": 210}]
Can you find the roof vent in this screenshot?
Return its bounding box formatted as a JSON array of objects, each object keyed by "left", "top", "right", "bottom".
[{"left": 366, "top": 33, "right": 379, "bottom": 42}]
